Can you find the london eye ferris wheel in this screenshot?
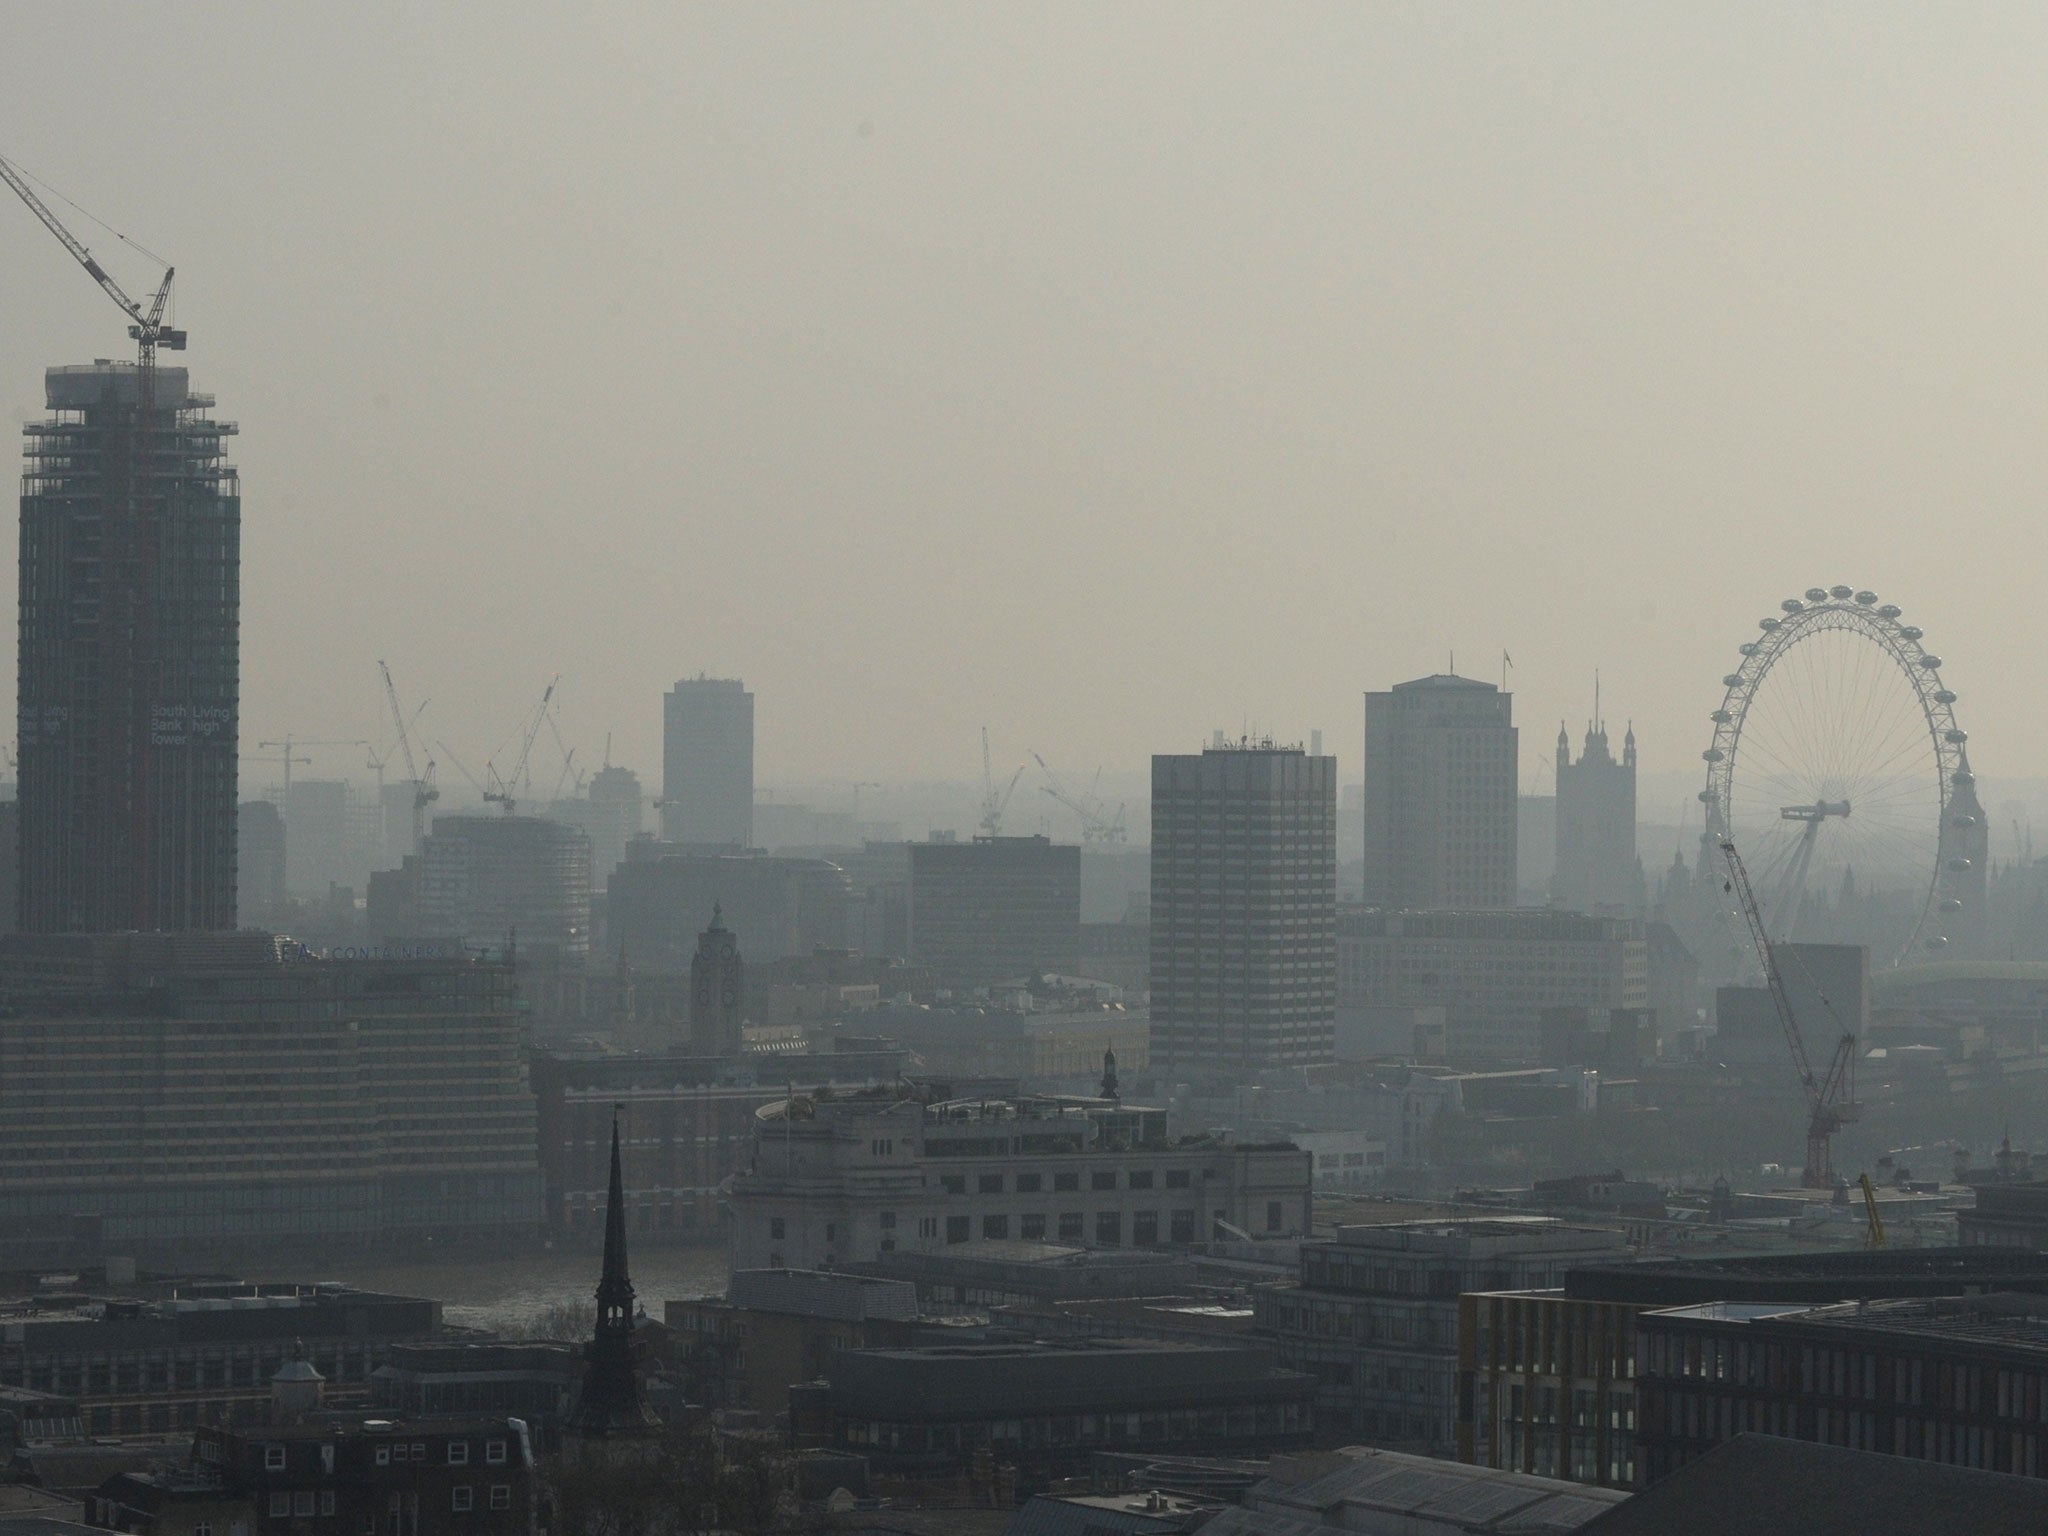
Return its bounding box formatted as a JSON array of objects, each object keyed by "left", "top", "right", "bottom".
[{"left": 1697, "top": 585, "right": 1986, "bottom": 963}]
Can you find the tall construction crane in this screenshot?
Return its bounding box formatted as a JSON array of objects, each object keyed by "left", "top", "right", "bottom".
[
  {"left": 3, "top": 153, "right": 185, "bottom": 925},
  {"left": 1032, "top": 752, "right": 1129, "bottom": 845},
  {"left": 1720, "top": 837, "right": 1860, "bottom": 1190},
  {"left": 378, "top": 661, "right": 438, "bottom": 851},
  {"left": 484, "top": 677, "right": 558, "bottom": 816},
  {"left": 0, "top": 154, "right": 185, "bottom": 381},
  {"left": 979, "top": 727, "right": 1025, "bottom": 839}
]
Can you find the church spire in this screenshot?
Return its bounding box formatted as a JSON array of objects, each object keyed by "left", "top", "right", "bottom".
[
  {"left": 565, "top": 1108, "right": 659, "bottom": 1441},
  {"left": 597, "top": 1112, "right": 634, "bottom": 1327}
]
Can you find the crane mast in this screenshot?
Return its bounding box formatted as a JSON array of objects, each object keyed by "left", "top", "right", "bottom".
[
  {"left": 379, "top": 662, "right": 438, "bottom": 851},
  {"left": 2, "top": 154, "right": 187, "bottom": 926},
  {"left": 1720, "top": 837, "right": 1859, "bottom": 1190}
]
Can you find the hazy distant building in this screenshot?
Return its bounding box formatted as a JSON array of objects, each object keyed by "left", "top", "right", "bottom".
[
  {"left": 1553, "top": 719, "right": 1637, "bottom": 913},
  {"left": 283, "top": 778, "right": 357, "bottom": 899},
  {"left": 18, "top": 363, "right": 239, "bottom": 932},
  {"left": 1150, "top": 742, "right": 1337, "bottom": 1072},
  {"left": 1362, "top": 675, "right": 1518, "bottom": 910},
  {"left": 690, "top": 906, "right": 744, "bottom": 1054},
  {"left": 907, "top": 834, "right": 1081, "bottom": 989},
  {"left": 545, "top": 764, "right": 644, "bottom": 890},
  {"left": 238, "top": 800, "right": 287, "bottom": 927},
  {"left": 417, "top": 814, "right": 592, "bottom": 958},
  {"left": 607, "top": 849, "right": 848, "bottom": 969},
  {"left": 0, "top": 933, "right": 540, "bottom": 1251},
  {"left": 662, "top": 676, "right": 752, "bottom": 846},
  {"left": 1338, "top": 907, "right": 1649, "bottom": 1060},
  {"left": 1713, "top": 940, "right": 1867, "bottom": 1070},
  {"left": 1516, "top": 795, "right": 1556, "bottom": 905}
]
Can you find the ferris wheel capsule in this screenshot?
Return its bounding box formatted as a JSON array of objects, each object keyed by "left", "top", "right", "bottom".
[
  {"left": 1901, "top": 626, "right": 1924, "bottom": 641},
  {"left": 1831, "top": 586, "right": 1854, "bottom": 600},
  {"left": 1878, "top": 605, "right": 1902, "bottom": 619},
  {"left": 1760, "top": 618, "right": 1781, "bottom": 630},
  {"left": 1918, "top": 654, "right": 1941, "bottom": 668},
  {"left": 1782, "top": 599, "right": 1806, "bottom": 613},
  {"left": 1722, "top": 674, "right": 1743, "bottom": 688},
  {"left": 1805, "top": 588, "right": 1829, "bottom": 602},
  {"left": 1934, "top": 690, "right": 1957, "bottom": 704},
  {"left": 1854, "top": 591, "right": 1877, "bottom": 605}
]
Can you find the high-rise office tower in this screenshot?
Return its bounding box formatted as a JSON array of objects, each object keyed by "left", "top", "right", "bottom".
[
  {"left": 1151, "top": 741, "right": 1337, "bottom": 1072},
  {"left": 18, "top": 363, "right": 239, "bottom": 931},
  {"left": 1553, "top": 714, "right": 1637, "bottom": 914},
  {"left": 1362, "top": 675, "right": 1517, "bottom": 910},
  {"left": 661, "top": 676, "right": 753, "bottom": 846}
]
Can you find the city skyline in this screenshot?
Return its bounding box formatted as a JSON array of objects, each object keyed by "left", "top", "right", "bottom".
[{"left": 3, "top": 9, "right": 2046, "bottom": 790}]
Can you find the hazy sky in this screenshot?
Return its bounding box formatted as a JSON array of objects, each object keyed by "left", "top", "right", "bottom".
[{"left": 4, "top": 4, "right": 2045, "bottom": 804}]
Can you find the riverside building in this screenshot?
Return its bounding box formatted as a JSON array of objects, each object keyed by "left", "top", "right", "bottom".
[
  {"left": 727, "top": 1088, "right": 1311, "bottom": 1273},
  {"left": 0, "top": 933, "right": 542, "bottom": 1252}
]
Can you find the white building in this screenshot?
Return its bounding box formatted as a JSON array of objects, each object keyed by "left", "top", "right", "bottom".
[{"left": 727, "top": 1089, "right": 1312, "bottom": 1273}]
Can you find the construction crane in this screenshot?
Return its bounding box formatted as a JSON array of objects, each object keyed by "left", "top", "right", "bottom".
[
  {"left": 1859, "top": 1172, "right": 1887, "bottom": 1249},
  {"left": 255, "top": 735, "right": 367, "bottom": 801},
  {"left": 378, "top": 661, "right": 438, "bottom": 851},
  {"left": 1720, "top": 837, "right": 1860, "bottom": 1190},
  {"left": 1032, "top": 752, "right": 1129, "bottom": 845},
  {"left": 482, "top": 677, "right": 558, "bottom": 816},
  {"left": 3, "top": 153, "right": 185, "bottom": 925},
  {"left": 978, "top": 728, "right": 1025, "bottom": 839}
]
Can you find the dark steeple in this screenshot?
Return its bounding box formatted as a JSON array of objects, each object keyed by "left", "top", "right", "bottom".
[{"left": 566, "top": 1110, "right": 658, "bottom": 1440}]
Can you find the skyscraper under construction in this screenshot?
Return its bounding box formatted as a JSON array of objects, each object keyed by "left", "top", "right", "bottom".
[{"left": 18, "top": 361, "right": 240, "bottom": 931}]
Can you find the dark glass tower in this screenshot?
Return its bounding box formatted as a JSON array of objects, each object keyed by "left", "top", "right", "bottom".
[{"left": 18, "top": 362, "right": 239, "bottom": 931}]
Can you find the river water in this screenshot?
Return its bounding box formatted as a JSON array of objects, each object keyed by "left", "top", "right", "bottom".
[{"left": 250, "top": 1246, "right": 729, "bottom": 1333}]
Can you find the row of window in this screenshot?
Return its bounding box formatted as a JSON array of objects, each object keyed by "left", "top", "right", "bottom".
[
  {"left": 935, "top": 1168, "right": 1194, "bottom": 1195},
  {"left": 263, "top": 1486, "right": 513, "bottom": 1518},
  {"left": 265, "top": 1440, "right": 508, "bottom": 1471}
]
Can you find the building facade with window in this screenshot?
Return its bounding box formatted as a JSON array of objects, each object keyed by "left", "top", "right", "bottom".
[
  {"left": 907, "top": 834, "right": 1081, "bottom": 990},
  {"left": 186, "top": 1415, "right": 536, "bottom": 1536},
  {"left": 1150, "top": 742, "right": 1337, "bottom": 1074},
  {"left": 0, "top": 1282, "right": 439, "bottom": 1437},
  {"left": 795, "top": 1339, "right": 1314, "bottom": 1479},
  {"left": 727, "top": 1090, "right": 1310, "bottom": 1273},
  {"left": 0, "top": 935, "right": 542, "bottom": 1252},
  {"left": 1337, "top": 908, "right": 1648, "bottom": 1061},
  {"left": 1636, "top": 1292, "right": 2048, "bottom": 1486},
  {"left": 1362, "top": 674, "right": 1518, "bottom": 911},
  {"left": 1254, "top": 1219, "right": 1627, "bottom": 1457}
]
